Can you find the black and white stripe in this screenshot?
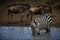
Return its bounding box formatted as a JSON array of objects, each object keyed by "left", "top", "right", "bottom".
[
  {"left": 46, "top": 15, "right": 52, "bottom": 24},
  {"left": 31, "top": 14, "right": 52, "bottom": 28}
]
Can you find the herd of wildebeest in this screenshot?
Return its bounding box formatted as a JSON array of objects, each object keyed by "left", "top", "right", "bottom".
[{"left": 7, "top": 3, "right": 52, "bottom": 35}]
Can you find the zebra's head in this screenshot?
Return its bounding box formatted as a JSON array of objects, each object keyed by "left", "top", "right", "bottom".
[
  {"left": 32, "top": 19, "right": 40, "bottom": 27},
  {"left": 29, "top": 5, "right": 52, "bottom": 15}
]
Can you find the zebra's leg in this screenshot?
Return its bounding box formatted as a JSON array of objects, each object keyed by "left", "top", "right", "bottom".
[
  {"left": 46, "top": 21, "right": 51, "bottom": 33},
  {"left": 31, "top": 26, "right": 36, "bottom": 35},
  {"left": 45, "top": 28, "right": 50, "bottom": 33}
]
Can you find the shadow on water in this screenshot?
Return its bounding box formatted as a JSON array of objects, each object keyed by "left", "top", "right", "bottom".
[{"left": 0, "top": 26, "right": 60, "bottom": 40}]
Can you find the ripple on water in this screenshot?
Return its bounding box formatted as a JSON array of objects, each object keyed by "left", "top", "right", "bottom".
[{"left": 0, "top": 26, "right": 60, "bottom": 40}]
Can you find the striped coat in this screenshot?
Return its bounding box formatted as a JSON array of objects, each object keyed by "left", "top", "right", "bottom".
[{"left": 31, "top": 14, "right": 52, "bottom": 35}]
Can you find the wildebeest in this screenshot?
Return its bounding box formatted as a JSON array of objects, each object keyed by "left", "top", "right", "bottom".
[
  {"left": 7, "top": 4, "right": 30, "bottom": 23},
  {"left": 37, "top": 5, "right": 52, "bottom": 13},
  {"left": 30, "top": 5, "right": 52, "bottom": 35}
]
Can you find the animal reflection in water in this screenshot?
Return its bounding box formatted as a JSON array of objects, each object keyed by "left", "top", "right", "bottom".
[
  {"left": 7, "top": 4, "right": 30, "bottom": 23},
  {"left": 7, "top": 4, "right": 52, "bottom": 35},
  {"left": 30, "top": 5, "right": 52, "bottom": 35}
]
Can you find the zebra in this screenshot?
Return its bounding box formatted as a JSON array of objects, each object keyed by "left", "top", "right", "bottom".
[
  {"left": 31, "top": 14, "right": 52, "bottom": 35},
  {"left": 30, "top": 5, "right": 52, "bottom": 35}
]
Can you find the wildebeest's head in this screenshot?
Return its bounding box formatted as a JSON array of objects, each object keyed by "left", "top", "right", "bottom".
[
  {"left": 37, "top": 5, "right": 52, "bottom": 13},
  {"left": 29, "top": 5, "right": 52, "bottom": 15}
]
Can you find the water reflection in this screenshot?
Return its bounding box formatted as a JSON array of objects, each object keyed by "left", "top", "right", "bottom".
[{"left": 0, "top": 26, "right": 60, "bottom": 40}]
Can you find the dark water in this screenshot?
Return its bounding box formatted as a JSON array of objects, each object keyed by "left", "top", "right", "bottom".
[{"left": 0, "top": 26, "right": 60, "bottom": 40}]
